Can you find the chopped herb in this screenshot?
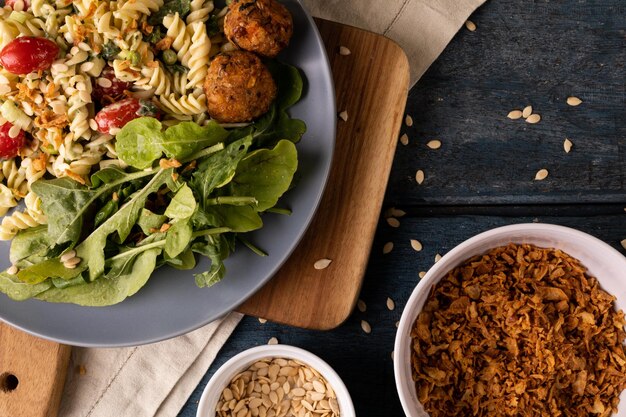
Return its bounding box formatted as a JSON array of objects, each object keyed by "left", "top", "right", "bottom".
[
  {"left": 144, "top": 26, "right": 164, "bottom": 45},
  {"left": 206, "top": 15, "right": 220, "bottom": 36},
  {"left": 100, "top": 42, "right": 121, "bottom": 61},
  {"left": 165, "top": 64, "right": 188, "bottom": 74},
  {"left": 147, "top": 0, "right": 191, "bottom": 26}
]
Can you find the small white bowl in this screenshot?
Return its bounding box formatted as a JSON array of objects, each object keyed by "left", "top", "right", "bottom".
[
  {"left": 394, "top": 223, "right": 626, "bottom": 417},
  {"left": 197, "top": 344, "right": 355, "bottom": 417}
]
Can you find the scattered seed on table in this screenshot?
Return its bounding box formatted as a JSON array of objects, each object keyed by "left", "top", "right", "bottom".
[
  {"left": 268, "top": 337, "right": 278, "bottom": 345},
  {"left": 386, "top": 297, "right": 395, "bottom": 311},
  {"left": 405, "top": 115, "right": 413, "bottom": 127},
  {"left": 387, "top": 207, "right": 406, "bottom": 218},
  {"left": 410, "top": 239, "right": 423, "bottom": 252},
  {"left": 338, "top": 110, "right": 348, "bottom": 122},
  {"left": 395, "top": 320, "right": 400, "bottom": 328},
  {"left": 567, "top": 96, "right": 583, "bottom": 106},
  {"left": 535, "top": 169, "right": 549, "bottom": 181},
  {"left": 338, "top": 46, "right": 351, "bottom": 56},
  {"left": 258, "top": 318, "right": 267, "bottom": 324},
  {"left": 621, "top": 239, "right": 626, "bottom": 250},
  {"left": 415, "top": 169, "right": 425, "bottom": 185},
  {"left": 465, "top": 20, "right": 477, "bottom": 31},
  {"left": 383, "top": 242, "right": 394, "bottom": 254},
  {"left": 314, "top": 258, "right": 332, "bottom": 270},
  {"left": 564, "top": 138, "right": 573, "bottom": 153},
  {"left": 522, "top": 106, "right": 533, "bottom": 118},
  {"left": 526, "top": 114, "right": 541, "bottom": 124},
  {"left": 426, "top": 140, "right": 441, "bottom": 149},
  {"left": 507, "top": 110, "right": 523, "bottom": 120},
  {"left": 357, "top": 299, "right": 366, "bottom": 313},
  {"left": 434, "top": 253, "right": 442, "bottom": 263},
  {"left": 361, "top": 320, "right": 372, "bottom": 334},
  {"left": 419, "top": 271, "right": 426, "bottom": 278},
  {"left": 387, "top": 217, "right": 400, "bottom": 228},
  {"left": 400, "top": 133, "right": 409, "bottom": 146},
  {"left": 76, "top": 364, "right": 87, "bottom": 375}
]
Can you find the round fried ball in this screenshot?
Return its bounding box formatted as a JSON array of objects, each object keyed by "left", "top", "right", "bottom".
[
  {"left": 224, "top": 0, "right": 293, "bottom": 58},
  {"left": 204, "top": 51, "right": 277, "bottom": 123}
]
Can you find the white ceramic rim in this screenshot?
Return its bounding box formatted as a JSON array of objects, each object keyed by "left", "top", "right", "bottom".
[
  {"left": 393, "top": 223, "right": 626, "bottom": 417},
  {"left": 197, "top": 344, "right": 356, "bottom": 417}
]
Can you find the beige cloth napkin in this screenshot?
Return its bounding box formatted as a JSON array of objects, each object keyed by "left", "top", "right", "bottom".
[{"left": 59, "top": 1, "right": 486, "bottom": 416}]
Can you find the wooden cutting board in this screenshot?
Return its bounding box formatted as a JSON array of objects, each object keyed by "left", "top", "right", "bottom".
[
  {"left": 238, "top": 19, "right": 410, "bottom": 329},
  {"left": 0, "top": 18, "right": 409, "bottom": 417}
]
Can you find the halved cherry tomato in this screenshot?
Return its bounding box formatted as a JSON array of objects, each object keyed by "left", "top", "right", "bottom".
[
  {"left": 92, "top": 67, "right": 131, "bottom": 104},
  {"left": 5, "top": 0, "right": 30, "bottom": 10},
  {"left": 95, "top": 98, "right": 160, "bottom": 134},
  {"left": 0, "top": 123, "right": 25, "bottom": 160},
  {"left": 0, "top": 37, "right": 59, "bottom": 75}
]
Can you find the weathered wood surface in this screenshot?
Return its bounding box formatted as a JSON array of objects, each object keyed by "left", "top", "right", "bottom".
[
  {"left": 386, "top": 0, "right": 625, "bottom": 206},
  {"left": 180, "top": 1, "right": 626, "bottom": 416}
]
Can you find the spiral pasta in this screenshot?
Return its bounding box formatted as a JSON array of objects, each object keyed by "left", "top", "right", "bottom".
[
  {"left": 158, "top": 92, "right": 207, "bottom": 116},
  {"left": 186, "top": 0, "right": 214, "bottom": 24},
  {"left": 186, "top": 21, "right": 210, "bottom": 90},
  {"left": 0, "top": 209, "right": 45, "bottom": 240}
]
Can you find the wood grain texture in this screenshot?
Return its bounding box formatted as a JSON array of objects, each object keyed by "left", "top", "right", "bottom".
[
  {"left": 0, "top": 322, "right": 70, "bottom": 417},
  {"left": 237, "top": 19, "right": 410, "bottom": 329},
  {"left": 386, "top": 0, "right": 626, "bottom": 206}
]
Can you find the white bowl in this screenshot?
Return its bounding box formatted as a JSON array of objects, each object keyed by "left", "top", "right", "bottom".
[
  {"left": 197, "top": 344, "right": 355, "bottom": 417},
  {"left": 394, "top": 223, "right": 626, "bottom": 417}
]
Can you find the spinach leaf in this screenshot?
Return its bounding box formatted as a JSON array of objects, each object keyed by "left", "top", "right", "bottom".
[
  {"left": 254, "top": 111, "right": 306, "bottom": 148},
  {"left": 137, "top": 208, "right": 167, "bottom": 235},
  {"left": 162, "top": 121, "right": 228, "bottom": 160},
  {"left": 77, "top": 169, "right": 172, "bottom": 281},
  {"left": 9, "top": 225, "right": 52, "bottom": 266},
  {"left": 31, "top": 178, "right": 95, "bottom": 248},
  {"left": 227, "top": 140, "right": 297, "bottom": 211},
  {"left": 100, "top": 41, "right": 121, "bottom": 60},
  {"left": 0, "top": 272, "right": 52, "bottom": 301},
  {"left": 165, "top": 220, "right": 192, "bottom": 258},
  {"left": 164, "top": 183, "right": 196, "bottom": 220},
  {"left": 268, "top": 61, "right": 304, "bottom": 111},
  {"left": 51, "top": 275, "right": 85, "bottom": 289},
  {"left": 116, "top": 117, "right": 164, "bottom": 169},
  {"left": 35, "top": 248, "right": 161, "bottom": 306},
  {"left": 17, "top": 258, "right": 84, "bottom": 285},
  {"left": 148, "top": 0, "right": 191, "bottom": 25},
  {"left": 190, "top": 136, "right": 252, "bottom": 206}
]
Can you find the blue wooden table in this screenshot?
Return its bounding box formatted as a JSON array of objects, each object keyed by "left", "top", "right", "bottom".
[{"left": 180, "top": 1, "right": 626, "bottom": 415}]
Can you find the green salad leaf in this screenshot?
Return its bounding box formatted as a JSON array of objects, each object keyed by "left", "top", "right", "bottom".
[
  {"left": 0, "top": 58, "right": 309, "bottom": 307},
  {"left": 147, "top": 0, "right": 190, "bottom": 25},
  {"left": 115, "top": 118, "right": 164, "bottom": 169}
]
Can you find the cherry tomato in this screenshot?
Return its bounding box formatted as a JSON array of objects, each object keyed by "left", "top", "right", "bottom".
[
  {"left": 0, "top": 123, "right": 25, "bottom": 160},
  {"left": 5, "top": 0, "right": 30, "bottom": 10},
  {"left": 95, "top": 98, "right": 160, "bottom": 134},
  {"left": 92, "top": 67, "right": 131, "bottom": 104},
  {"left": 0, "top": 37, "right": 59, "bottom": 75}
]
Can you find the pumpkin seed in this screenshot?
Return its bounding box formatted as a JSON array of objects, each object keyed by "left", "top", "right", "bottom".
[
  {"left": 522, "top": 106, "right": 533, "bottom": 118},
  {"left": 535, "top": 169, "right": 549, "bottom": 181},
  {"left": 465, "top": 20, "right": 477, "bottom": 31},
  {"left": 507, "top": 110, "right": 523, "bottom": 120},
  {"left": 567, "top": 96, "right": 582, "bottom": 106}
]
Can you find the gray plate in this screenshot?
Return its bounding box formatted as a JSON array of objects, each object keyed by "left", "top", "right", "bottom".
[{"left": 0, "top": 0, "right": 336, "bottom": 347}]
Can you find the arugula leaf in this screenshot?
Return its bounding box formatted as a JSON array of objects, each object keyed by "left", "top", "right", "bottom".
[
  {"left": 91, "top": 166, "right": 131, "bottom": 188},
  {"left": 254, "top": 111, "right": 306, "bottom": 148},
  {"left": 164, "top": 248, "right": 196, "bottom": 270},
  {"left": 190, "top": 136, "right": 252, "bottom": 206},
  {"left": 148, "top": 0, "right": 191, "bottom": 25},
  {"left": 35, "top": 248, "right": 161, "bottom": 306},
  {"left": 195, "top": 205, "right": 262, "bottom": 233},
  {"left": 100, "top": 41, "right": 121, "bottom": 60},
  {"left": 227, "top": 140, "right": 297, "bottom": 211},
  {"left": 165, "top": 220, "right": 192, "bottom": 258},
  {"left": 137, "top": 208, "right": 167, "bottom": 235},
  {"left": 116, "top": 117, "right": 164, "bottom": 169},
  {"left": 192, "top": 234, "right": 233, "bottom": 288},
  {"left": 164, "top": 183, "right": 196, "bottom": 220},
  {"left": 0, "top": 272, "right": 52, "bottom": 301},
  {"left": 162, "top": 121, "right": 228, "bottom": 160},
  {"left": 94, "top": 200, "right": 118, "bottom": 228},
  {"left": 77, "top": 169, "right": 172, "bottom": 281},
  {"left": 31, "top": 178, "right": 95, "bottom": 248}
]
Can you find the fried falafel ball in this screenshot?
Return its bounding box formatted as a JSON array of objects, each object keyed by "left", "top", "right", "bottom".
[
  {"left": 224, "top": 0, "right": 293, "bottom": 58},
  {"left": 204, "top": 51, "right": 277, "bottom": 123}
]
